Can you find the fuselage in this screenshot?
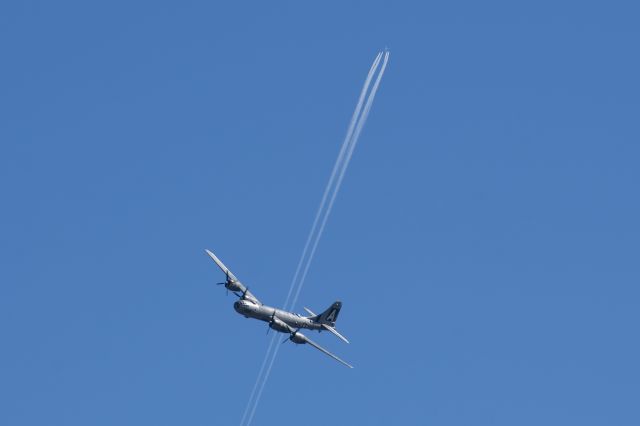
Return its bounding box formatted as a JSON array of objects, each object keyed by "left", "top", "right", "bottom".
[{"left": 233, "top": 299, "right": 322, "bottom": 331}]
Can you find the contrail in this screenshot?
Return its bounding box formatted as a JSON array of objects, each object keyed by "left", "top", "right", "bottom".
[
  {"left": 290, "top": 51, "right": 390, "bottom": 311},
  {"left": 244, "top": 51, "right": 389, "bottom": 426},
  {"left": 245, "top": 51, "right": 389, "bottom": 426},
  {"left": 241, "top": 50, "right": 389, "bottom": 426},
  {"left": 237, "top": 51, "right": 383, "bottom": 426},
  {"left": 282, "top": 50, "right": 383, "bottom": 313}
]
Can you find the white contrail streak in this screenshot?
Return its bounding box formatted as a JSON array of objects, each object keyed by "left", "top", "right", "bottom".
[
  {"left": 283, "top": 51, "right": 383, "bottom": 313},
  {"left": 237, "top": 51, "right": 383, "bottom": 426},
  {"left": 237, "top": 325, "right": 278, "bottom": 426},
  {"left": 244, "top": 51, "right": 389, "bottom": 426},
  {"left": 241, "top": 50, "right": 389, "bottom": 426},
  {"left": 289, "top": 51, "right": 390, "bottom": 311},
  {"left": 245, "top": 52, "right": 389, "bottom": 426}
]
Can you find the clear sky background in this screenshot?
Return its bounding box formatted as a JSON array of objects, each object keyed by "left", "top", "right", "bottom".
[{"left": 1, "top": 1, "right": 639, "bottom": 425}]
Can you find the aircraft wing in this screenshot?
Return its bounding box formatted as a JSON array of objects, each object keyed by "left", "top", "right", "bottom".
[
  {"left": 304, "top": 335, "right": 353, "bottom": 368},
  {"left": 205, "top": 249, "right": 240, "bottom": 281},
  {"left": 205, "top": 249, "right": 260, "bottom": 304}
]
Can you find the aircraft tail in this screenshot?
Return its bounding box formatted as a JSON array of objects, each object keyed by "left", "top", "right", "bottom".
[
  {"left": 303, "top": 301, "right": 349, "bottom": 343},
  {"left": 314, "top": 301, "right": 342, "bottom": 326}
]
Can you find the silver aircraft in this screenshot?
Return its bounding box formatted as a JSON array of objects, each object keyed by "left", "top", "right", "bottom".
[{"left": 205, "top": 249, "right": 353, "bottom": 368}]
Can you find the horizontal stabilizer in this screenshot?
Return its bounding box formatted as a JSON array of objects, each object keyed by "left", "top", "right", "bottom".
[{"left": 322, "top": 324, "right": 350, "bottom": 344}]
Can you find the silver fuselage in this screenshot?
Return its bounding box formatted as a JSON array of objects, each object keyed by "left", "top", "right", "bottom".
[{"left": 234, "top": 299, "right": 322, "bottom": 331}]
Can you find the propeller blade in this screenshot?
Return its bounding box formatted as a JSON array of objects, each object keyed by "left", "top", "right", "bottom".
[{"left": 241, "top": 287, "right": 250, "bottom": 300}]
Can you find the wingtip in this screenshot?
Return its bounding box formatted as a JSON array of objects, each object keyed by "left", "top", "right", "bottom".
[{"left": 204, "top": 249, "right": 218, "bottom": 261}]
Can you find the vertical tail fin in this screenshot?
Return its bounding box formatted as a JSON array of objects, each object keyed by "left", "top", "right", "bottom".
[
  {"left": 305, "top": 301, "right": 349, "bottom": 343},
  {"left": 315, "top": 301, "right": 342, "bottom": 326}
]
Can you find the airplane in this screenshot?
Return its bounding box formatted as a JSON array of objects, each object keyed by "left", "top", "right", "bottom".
[{"left": 205, "top": 249, "right": 353, "bottom": 368}]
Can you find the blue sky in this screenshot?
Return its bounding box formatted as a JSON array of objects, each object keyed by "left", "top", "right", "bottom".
[{"left": 1, "top": 1, "right": 639, "bottom": 425}]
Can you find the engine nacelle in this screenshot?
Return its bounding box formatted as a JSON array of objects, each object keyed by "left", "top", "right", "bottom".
[
  {"left": 268, "top": 316, "right": 290, "bottom": 333},
  {"left": 290, "top": 331, "right": 308, "bottom": 345},
  {"left": 225, "top": 280, "right": 242, "bottom": 292}
]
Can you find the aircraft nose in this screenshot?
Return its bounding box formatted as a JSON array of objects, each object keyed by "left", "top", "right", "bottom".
[{"left": 234, "top": 300, "right": 248, "bottom": 312}]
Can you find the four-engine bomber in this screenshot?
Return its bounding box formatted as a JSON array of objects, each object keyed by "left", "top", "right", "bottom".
[{"left": 206, "top": 249, "right": 352, "bottom": 368}]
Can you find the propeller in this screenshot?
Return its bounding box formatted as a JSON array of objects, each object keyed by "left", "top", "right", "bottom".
[
  {"left": 281, "top": 328, "right": 301, "bottom": 344},
  {"left": 223, "top": 286, "right": 250, "bottom": 301},
  {"left": 239, "top": 287, "right": 250, "bottom": 300},
  {"left": 216, "top": 271, "right": 232, "bottom": 296},
  {"left": 267, "top": 311, "right": 276, "bottom": 335},
  {"left": 216, "top": 271, "right": 247, "bottom": 299}
]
